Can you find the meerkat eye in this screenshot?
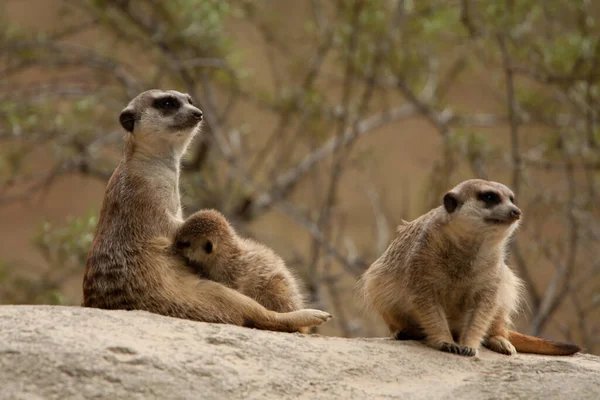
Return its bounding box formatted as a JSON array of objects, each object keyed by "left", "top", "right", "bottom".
[
  {"left": 187, "top": 96, "right": 194, "bottom": 106},
  {"left": 478, "top": 191, "right": 501, "bottom": 206},
  {"left": 204, "top": 240, "right": 213, "bottom": 254},
  {"left": 154, "top": 96, "right": 180, "bottom": 110},
  {"left": 509, "top": 195, "right": 516, "bottom": 204},
  {"left": 176, "top": 240, "right": 191, "bottom": 249}
]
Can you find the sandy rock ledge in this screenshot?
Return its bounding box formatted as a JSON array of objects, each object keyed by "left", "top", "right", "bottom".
[{"left": 0, "top": 305, "right": 599, "bottom": 400}]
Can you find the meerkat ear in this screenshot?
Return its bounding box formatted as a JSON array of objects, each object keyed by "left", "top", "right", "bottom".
[
  {"left": 119, "top": 107, "right": 136, "bottom": 133},
  {"left": 443, "top": 192, "right": 459, "bottom": 214}
]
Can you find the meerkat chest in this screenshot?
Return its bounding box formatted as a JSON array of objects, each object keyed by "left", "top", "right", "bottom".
[
  {"left": 435, "top": 238, "right": 502, "bottom": 280},
  {"left": 440, "top": 247, "right": 503, "bottom": 312}
]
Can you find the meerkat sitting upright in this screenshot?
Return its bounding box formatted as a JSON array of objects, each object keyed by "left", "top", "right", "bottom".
[
  {"left": 172, "top": 209, "right": 305, "bottom": 314},
  {"left": 83, "top": 90, "right": 331, "bottom": 332},
  {"left": 358, "top": 179, "right": 581, "bottom": 357}
]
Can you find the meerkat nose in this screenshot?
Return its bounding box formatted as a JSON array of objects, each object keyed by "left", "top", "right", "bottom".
[
  {"left": 510, "top": 208, "right": 521, "bottom": 220},
  {"left": 192, "top": 110, "right": 203, "bottom": 121}
]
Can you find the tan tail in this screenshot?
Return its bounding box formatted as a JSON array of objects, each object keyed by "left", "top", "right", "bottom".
[{"left": 508, "top": 330, "right": 582, "bottom": 356}]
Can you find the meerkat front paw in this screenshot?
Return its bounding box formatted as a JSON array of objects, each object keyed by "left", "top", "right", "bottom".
[
  {"left": 483, "top": 335, "right": 516, "bottom": 355},
  {"left": 435, "top": 341, "right": 478, "bottom": 357}
]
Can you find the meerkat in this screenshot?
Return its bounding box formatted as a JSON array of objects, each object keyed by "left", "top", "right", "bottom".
[
  {"left": 358, "top": 179, "right": 581, "bottom": 357},
  {"left": 171, "top": 209, "right": 305, "bottom": 315},
  {"left": 82, "top": 89, "right": 331, "bottom": 332}
]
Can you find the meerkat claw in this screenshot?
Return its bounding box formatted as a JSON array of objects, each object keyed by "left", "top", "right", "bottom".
[{"left": 438, "top": 342, "right": 477, "bottom": 357}]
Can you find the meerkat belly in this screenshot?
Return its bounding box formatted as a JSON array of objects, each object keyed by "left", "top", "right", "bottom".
[{"left": 438, "top": 260, "right": 501, "bottom": 319}]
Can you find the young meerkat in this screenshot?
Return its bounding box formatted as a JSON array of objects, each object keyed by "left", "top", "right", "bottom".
[
  {"left": 172, "top": 209, "right": 305, "bottom": 314},
  {"left": 358, "top": 179, "right": 581, "bottom": 357},
  {"left": 83, "top": 89, "right": 331, "bottom": 332}
]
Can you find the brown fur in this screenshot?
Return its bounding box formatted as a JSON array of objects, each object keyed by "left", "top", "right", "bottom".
[
  {"left": 82, "top": 90, "right": 331, "bottom": 332},
  {"left": 172, "top": 209, "right": 306, "bottom": 314},
  {"left": 358, "top": 179, "right": 581, "bottom": 356}
]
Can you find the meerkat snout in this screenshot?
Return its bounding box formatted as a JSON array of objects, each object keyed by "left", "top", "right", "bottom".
[
  {"left": 192, "top": 109, "right": 203, "bottom": 121},
  {"left": 509, "top": 208, "right": 521, "bottom": 220}
]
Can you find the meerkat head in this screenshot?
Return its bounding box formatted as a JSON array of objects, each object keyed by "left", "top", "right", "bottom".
[
  {"left": 173, "top": 209, "right": 237, "bottom": 267},
  {"left": 442, "top": 179, "right": 522, "bottom": 238},
  {"left": 119, "top": 89, "right": 203, "bottom": 157}
]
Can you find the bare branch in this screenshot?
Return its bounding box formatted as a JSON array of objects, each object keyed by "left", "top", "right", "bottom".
[{"left": 238, "top": 104, "right": 417, "bottom": 219}]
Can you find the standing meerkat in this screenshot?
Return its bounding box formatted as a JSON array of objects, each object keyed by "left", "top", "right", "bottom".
[
  {"left": 172, "top": 209, "right": 305, "bottom": 314},
  {"left": 83, "top": 89, "right": 331, "bottom": 332},
  {"left": 358, "top": 179, "right": 581, "bottom": 357}
]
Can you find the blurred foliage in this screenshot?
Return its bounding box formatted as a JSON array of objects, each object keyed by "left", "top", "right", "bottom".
[
  {"left": 0, "top": 213, "right": 97, "bottom": 305},
  {"left": 35, "top": 213, "right": 97, "bottom": 271}
]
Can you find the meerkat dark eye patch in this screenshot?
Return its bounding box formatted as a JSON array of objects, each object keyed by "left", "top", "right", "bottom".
[
  {"left": 187, "top": 95, "right": 194, "bottom": 106},
  {"left": 176, "top": 240, "right": 191, "bottom": 249},
  {"left": 204, "top": 240, "right": 213, "bottom": 254},
  {"left": 153, "top": 96, "right": 181, "bottom": 111},
  {"left": 478, "top": 191, "right": 501, "bottom": 206},
  {"left": 509, "top": 195, "right": 516, "bottom": 204}
]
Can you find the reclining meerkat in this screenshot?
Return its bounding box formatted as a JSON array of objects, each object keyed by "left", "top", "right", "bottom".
[
  {"left": 83, "top": 89, "right": 331, "bottom": 332},
  {"left": 172, "top": 209, "right": 306, "bottom": 314},
  {"left": 358, "top": 179, "right": 581, "bottom": 357}
]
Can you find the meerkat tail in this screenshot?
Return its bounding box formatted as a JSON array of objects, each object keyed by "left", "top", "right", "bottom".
[{"left": 507, "top": 330, "right": 582, "bottom": 355}]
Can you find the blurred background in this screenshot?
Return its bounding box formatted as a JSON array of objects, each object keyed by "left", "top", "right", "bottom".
[{"left": 1, "top": 0, "right": 599, "bottom": 353}]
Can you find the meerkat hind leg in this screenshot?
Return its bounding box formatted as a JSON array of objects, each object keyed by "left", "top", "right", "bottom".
[
  {"left": 250, "top": 308, "right": 333, "bottom": 332},
  {"left": 482, "top": 312, "right": 516, "bottom": 356},
  {"left": 414, "top": 301, "right": 476, "bottom": 357},
  {"left": 178, "top": 279, "right": 331, "bottom": 332},
  {"left": 395, "top": 327, "right": 426, "bottom": 341},
  {"left": 382, "top": 310, "right": 404, "bottom": 338},
  {"left": 385, "top": 312, "right": 426, "bottom": 341}
]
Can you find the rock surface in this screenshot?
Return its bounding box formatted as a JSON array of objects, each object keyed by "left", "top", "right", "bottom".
[{"left": 1, "top": 305, "right": 599, "bottom": 400}]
